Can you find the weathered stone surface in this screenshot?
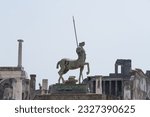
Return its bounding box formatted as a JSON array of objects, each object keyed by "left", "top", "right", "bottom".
[
  {"left": 130, "top": 69, "right": 147, "bottom": 99},
  {"left": 83, "top": 75, "right": 102, "bottom": 94},
  {"left": 3, "top": 87, "right": 13, "bottom": 100},
  {"left": 29, "top": 74, "right": 36, "bottom": 99},
  {"left": 42, "top": 79, "right": 48, "bottom": 90},
  {"left": 115, "top": 59, "right": 131, "bottom": 76},
  {"left": 0, "top": 67, "right": 27, "bottom": 100},
  {"left": 50, "top": 84, "right": 87, "bottom": 94}
]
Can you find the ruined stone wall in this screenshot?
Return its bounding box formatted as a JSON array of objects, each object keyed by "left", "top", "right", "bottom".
[
  {"left": 123, "top": 81, "right": 131, "bottom": 100},
  {"left": 0, "top": 67, "right": 28, "bottom": 100},
  {"left": 146, "top": 78, "right": 150, "bottom": 99},
  {"left": 22, "top": 79, "right": 30, "bottom": 100},
  {"left": 132, "top": 72, "right": 147, "bottom": 99}
]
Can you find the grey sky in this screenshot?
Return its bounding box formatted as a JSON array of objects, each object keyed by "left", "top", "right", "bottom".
[{"left": 0, "top": 0, "right": 150, "bottom": 87}]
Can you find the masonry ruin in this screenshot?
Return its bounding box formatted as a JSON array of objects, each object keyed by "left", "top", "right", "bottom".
[
  {"left": 83, "top": 59, "right": 150, "bottom": 100},
  {"left": 103, "top": 59, "right": 132, "bottom": 99}
]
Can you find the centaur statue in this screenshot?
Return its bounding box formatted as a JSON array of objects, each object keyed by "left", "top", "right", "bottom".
[{"left": 56, "top": 42, "right": 90, "bottom": 84}]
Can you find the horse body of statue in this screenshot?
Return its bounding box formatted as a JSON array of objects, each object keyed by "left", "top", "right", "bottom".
[{"left": 56, "top": 42, "right": 90, "bottom": 84}]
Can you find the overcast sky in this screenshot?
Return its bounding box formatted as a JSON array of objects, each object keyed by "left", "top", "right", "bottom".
[{"left": 0, "top": 0, "right": 150, "bottom": 87}]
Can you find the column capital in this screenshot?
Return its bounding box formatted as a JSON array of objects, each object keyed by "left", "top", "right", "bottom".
[{"left": 17, "top": 39, "right": 24, "bottom": 42}]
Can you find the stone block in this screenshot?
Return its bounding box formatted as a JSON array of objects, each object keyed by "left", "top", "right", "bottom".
[{"left": 50, "top": 84, "right": 88, "bottom": 94}]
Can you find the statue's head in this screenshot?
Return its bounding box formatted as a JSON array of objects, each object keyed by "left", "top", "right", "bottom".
[
  {"left": 76, "top": 47, "right": 82, "bottom": 55},
  {"left": 79, "top": 42, "right": 85, "bottom": 47}
]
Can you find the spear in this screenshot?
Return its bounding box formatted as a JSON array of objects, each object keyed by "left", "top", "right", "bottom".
[
  {"left": 72, "top": 16, "right": 79, "bottom": 47},
  {"left": 72, "top": 16, "right": 84, "bottom": 82}
]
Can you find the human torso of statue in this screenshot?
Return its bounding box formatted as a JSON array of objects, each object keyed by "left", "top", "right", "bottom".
[{"left": 76, "top": 45, "right": 86, "bottom": 63}]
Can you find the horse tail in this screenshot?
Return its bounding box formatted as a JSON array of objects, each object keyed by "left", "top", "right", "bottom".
[{"left": 56, "top": 60, "right": 60, "bottom": 69}]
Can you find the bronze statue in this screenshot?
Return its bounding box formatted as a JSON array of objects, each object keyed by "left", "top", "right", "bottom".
[{"left": 56, "top": 42, "right": 90, "bottom": 84}]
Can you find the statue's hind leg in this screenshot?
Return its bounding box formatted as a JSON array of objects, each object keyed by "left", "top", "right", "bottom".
[
  {"left": 58, "top": 75, "right": 65, "bottom": 84},
  {"left": 58, "top": 69, "right": 65, "bottom": 84},
  {"left": 58, "top": 76, "right": 61, "bottom": 84}
]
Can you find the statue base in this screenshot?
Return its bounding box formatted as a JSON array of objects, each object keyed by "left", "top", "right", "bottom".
[{"left": 50, "top": 83, "right": 87, "bottom": 94}]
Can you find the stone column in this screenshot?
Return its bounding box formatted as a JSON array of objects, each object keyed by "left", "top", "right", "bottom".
[
  {"left": 17, "top": 39, "right": 24, "bottom": 67},
  {"left": 30, "top": 74, "right": 36, "bottom": 99},
  {"left": 96, "top": 76, "right": 102, "bottom": 94},
  {"left": 115, "top": 81, "right": 118, "bottom": 96},
  {"left": 103, "top": 81, "right": 105, "bottom": 94},
  {"left": 109, "top": 81, "right": 111, "bottom": 95},
  {"left": 42, "top": 79, "right": 48, "bottom": 94},
  {"left": 14, "top": 78, "right": 22, "bottom": 100}
]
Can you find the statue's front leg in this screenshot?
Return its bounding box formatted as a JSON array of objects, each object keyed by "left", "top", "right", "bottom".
[
  {"left": 79, "top": 67, "right": 84, "bottom": 84},
  {"left": 62, "top": 77, "right": 65, "bottom": 84},
  {"left": 85, "top": 62, "right": 90, "bottom": 75}
]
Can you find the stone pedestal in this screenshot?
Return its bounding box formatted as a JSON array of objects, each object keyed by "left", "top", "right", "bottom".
[
  {"left": 50, "top": 84, "right": 87, "bottom": 94},
  {"left": 50, "top": 76, "right": 87, "bottom": 94}
]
